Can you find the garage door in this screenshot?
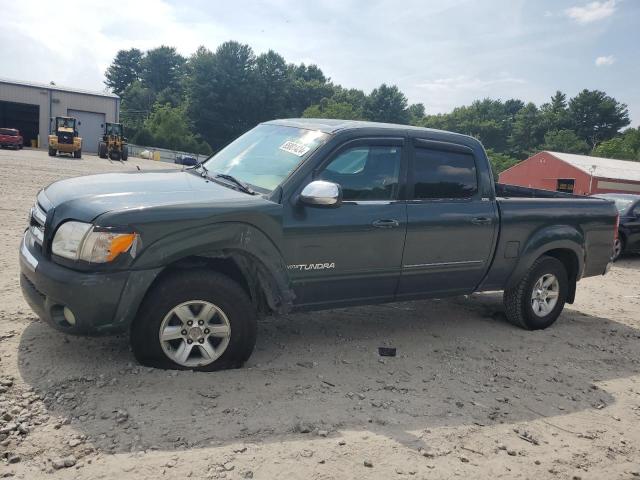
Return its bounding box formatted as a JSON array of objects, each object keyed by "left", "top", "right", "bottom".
[
  {"left": 68, "top": 109, "right": 105, "bottom": 153},
  {"left": 0, "top": 101, "right": 39, "bottom": 147}
]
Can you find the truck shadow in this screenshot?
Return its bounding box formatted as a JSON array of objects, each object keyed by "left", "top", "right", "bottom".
[{"left": 17, "top": 293, "right": 640, "bottom": 454}]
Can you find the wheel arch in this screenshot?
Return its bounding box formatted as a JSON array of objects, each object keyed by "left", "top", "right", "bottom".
[
  {"left": 129, "top": 222, "right": 295, "bottom": 322},
  {"left": 506, "top": 225, "right": 585, "bottom": 303},
  {"left": 143, "top": 250, "right": 291, "bottom": 316}
]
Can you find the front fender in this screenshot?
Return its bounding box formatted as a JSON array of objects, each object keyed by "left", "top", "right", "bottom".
[
  {"left": 133, "top": 222, "right": 294, "bottom": 313},
  {"left": 505, "top": 225, "right": 584, "bottom": 290}
]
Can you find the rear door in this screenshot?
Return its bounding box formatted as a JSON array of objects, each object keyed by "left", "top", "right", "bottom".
[{"left": 397, "top": 139, "right": 498, "bottom": 298}]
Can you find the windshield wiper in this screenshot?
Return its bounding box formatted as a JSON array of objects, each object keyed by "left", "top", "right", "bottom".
[
  {"left": 214, "top": 173, "right": 256, "bottom": 195},
  {"left": 190, "top": 163, "right": 256, "bottom": 195}
]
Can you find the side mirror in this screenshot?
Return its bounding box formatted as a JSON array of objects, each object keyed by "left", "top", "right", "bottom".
[{"left": 300, "top": 180, "right": 342, "bottom": 207}]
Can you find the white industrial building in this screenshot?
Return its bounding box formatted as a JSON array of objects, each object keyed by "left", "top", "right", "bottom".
[{"left": 0, "top": 78, "right": 119, "bottom": 153}]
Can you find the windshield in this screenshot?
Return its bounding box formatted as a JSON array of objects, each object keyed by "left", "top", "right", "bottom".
[
  {"left": 0, "top": 128, "right": 18, "bottom": 136},
  {"left": 107, "top": 124, "right": 122, "bottom": 135},
  {"left": 612, "top": 198, "right": 634, "bottom": 213},
  {"left": 57, "top": 118, "right": 75, "bottom": 129},
  {"left": 203, "top": 124, "right": 329, "bottom": 192},
  {"left": 597, "top": 195, "right": 634, "bottom": 213}
]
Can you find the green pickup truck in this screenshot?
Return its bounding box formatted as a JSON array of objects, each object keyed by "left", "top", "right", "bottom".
[{"left": 20, "top": 119, "right": 618, "bottom": 371}]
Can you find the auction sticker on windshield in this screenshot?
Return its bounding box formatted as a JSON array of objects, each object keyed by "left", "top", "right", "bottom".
[{"left": 279, "top": 141, "right": 310, "bottom": 157}]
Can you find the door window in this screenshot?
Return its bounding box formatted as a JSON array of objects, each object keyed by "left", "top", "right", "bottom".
[
  {"left": 319, "top": 145, "right": 401, "bottom": 201},
  {"left": 412, "top": 147, "right": 477, "bottom": 199}
]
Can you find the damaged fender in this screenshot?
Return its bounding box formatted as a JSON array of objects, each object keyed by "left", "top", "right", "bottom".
[{"left": 131, "top": 222, "right": 294, "bottom": 314}]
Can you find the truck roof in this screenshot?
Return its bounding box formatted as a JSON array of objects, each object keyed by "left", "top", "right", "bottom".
[{"left": 264, "top": 118, "right": 475, "bottom": 143}]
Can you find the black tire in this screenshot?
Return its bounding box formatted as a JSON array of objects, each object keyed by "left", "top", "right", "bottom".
[
  {"left": 48, "top": 147, "right": 56, "bottom": 157},
  {"left": 74, "top": 149, "right": 82, "bottom": 159},
  {"left": 109, "top": 151, "right": 121, "bottom": 161},
  {"left": 131, "top": 270, "right": 257, "bottom": 371},
  {"left": 122, "top": 147, "right": 128, "bottom": 161},
  {"left": 98, "top": 142, "right": 107, "bottom": 159},
  {"left": 503, "top": 255, "right": 568, "bottom": 330}
]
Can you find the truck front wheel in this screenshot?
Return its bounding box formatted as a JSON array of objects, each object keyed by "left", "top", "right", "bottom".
[
  {"left": 503, "top": 255, "right": 568, "bottom": 330},
  {"left": 48, "top": 147, "right": 56, "bottom": 157},
  {"left": 131, "top": 270, "right": 257, "bottom": 371}
]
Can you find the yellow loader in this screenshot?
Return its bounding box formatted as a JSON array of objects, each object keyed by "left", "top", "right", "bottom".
[
  {"left": 98, "top": 123, "right": 128, "bottom": 161},
  {"left": 48, "top": 117, "right": 82, "bottom": 158}
]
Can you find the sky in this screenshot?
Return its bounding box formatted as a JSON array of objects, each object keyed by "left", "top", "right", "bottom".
[{"left": 1, "top": 0, "right": 638, "bottom": 125}]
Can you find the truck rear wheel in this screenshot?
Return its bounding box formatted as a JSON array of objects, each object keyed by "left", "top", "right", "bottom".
[
  {"left": 131, "top": 270, "right": 257, "bottom": 371},
  {"left": 122, "top": 147, "right": 128, "bottom": 161},
  {"left": 74, "top": 149, "right": 82, "bottom": 159},
  {"left": 48, "top": 147, "right": 56, "bottom": 157},
  {"left": 98, "top": 142, "right": 107, "bottom": 159},
  {"left": 503, "top": 255, "right": 568, "bottom": 330}
]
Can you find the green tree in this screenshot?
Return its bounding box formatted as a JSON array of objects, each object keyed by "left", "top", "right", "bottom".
[
  {"left": 105, "top": 48, "right": 143, "bottom": 96},
  {"left": 141, "top": 46, "right": 186, "bottom": 94},
  {"left": 303, "top": 99, "right": 363, "bottom": 120},
  {"left": 141, "top": 103, "right": 211, "bottom": 154},
  {"left": 364, "top": 84, "right": 410, "bottom": 124},
  {"left": 408, "top": 103, "right": 426, "bottom": 125},
  {"left": 119, "top": 81, "right": 156, "bottom": 140},
  {"left": 540, "top": 91, "right": 571, "bottom": 132},
  {"left": 331, "top": 87, "right": 367, "bottom": 111},
  {"left": 508, "top": 102, "right": 545, "bottom": 158},
  {"left": 286, "top": 63, "right": 334, "bottom": 116},
  {"left": 186, "top": 41, "right": 258, "bottom": 149},
  {"left": 568, "top": 89, "right": 630, "bottom": 149},
  {"left": 593, "top": 127, "right": 640, "bottom": 160},
  {"left": 542, "top": 129, "right": 589, "bottom": 154},
  {"left": 486, "top": 148, "right": 519, "bottom": 177},
  {"left": 255, "top": 50, "right": 290, "bottom": 121}
]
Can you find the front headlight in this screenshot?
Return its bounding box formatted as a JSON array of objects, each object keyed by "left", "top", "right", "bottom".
[{"left": 52, "top": 221, "right": 139, "bottom": 263}]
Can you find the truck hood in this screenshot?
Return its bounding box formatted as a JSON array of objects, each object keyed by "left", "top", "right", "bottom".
[{"left": 39, "top": 169, "right": 263, "bottom": 222}]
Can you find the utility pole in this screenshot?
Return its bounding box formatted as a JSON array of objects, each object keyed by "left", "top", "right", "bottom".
[{"left": 589, "top": 165, "right": 597, "bottom": 194}]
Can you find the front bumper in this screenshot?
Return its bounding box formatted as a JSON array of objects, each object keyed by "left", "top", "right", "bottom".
[
  {"left": 19, "top": 233, "right": 160, "bottom": 335},
  {"left": 53, "top": 143, "right": 76, "bottom": 153}
]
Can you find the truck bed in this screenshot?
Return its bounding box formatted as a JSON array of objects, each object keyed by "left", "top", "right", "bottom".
[{"left": 478, "top": 184, "right": 617, "bottom": 291}]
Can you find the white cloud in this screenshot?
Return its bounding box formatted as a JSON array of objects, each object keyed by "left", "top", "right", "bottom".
[
  {"left": 595, "top": 55, "right": 616, "bottom": 66},
  {"left": 565, "top": 0, "right": 617, "bottom": 24}
]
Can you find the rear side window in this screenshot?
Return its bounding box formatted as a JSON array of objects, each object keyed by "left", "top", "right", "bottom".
[{"left": 412, "top": 147, "right": 477, "bottom": 199}]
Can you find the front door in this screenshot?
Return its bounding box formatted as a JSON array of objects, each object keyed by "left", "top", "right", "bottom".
[
  {"left": 283, "top": 138, "right": 407, "bottom": 308},
  {"left": 397, "top": 140, "right": 498, "bottom": 298}
]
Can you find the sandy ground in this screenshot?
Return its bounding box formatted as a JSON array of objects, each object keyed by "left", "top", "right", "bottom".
[{"left": 0, "top": 148, "right": 639, "bottom": 479}]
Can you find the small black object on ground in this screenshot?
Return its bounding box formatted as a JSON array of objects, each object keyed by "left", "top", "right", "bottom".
[{"left": 378, "top": 347, "right": 396, "bottom": 357}]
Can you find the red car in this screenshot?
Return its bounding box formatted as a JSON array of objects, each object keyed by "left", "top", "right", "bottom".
[{"left": 0, "top": 128, "right": 24, "bottom": 149}]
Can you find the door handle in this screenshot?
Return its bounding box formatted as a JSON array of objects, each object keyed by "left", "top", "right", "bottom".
[
  {"left": 471, "top": 216, "right": 492, "bottom": 225},
  {"left": 372, "top": 219, "right": 400, "bottom": 228}
]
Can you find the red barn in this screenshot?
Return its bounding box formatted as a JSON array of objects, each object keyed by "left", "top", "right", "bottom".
[{"left": 498, "top": 151, "right": 640, "bottom": 195}]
